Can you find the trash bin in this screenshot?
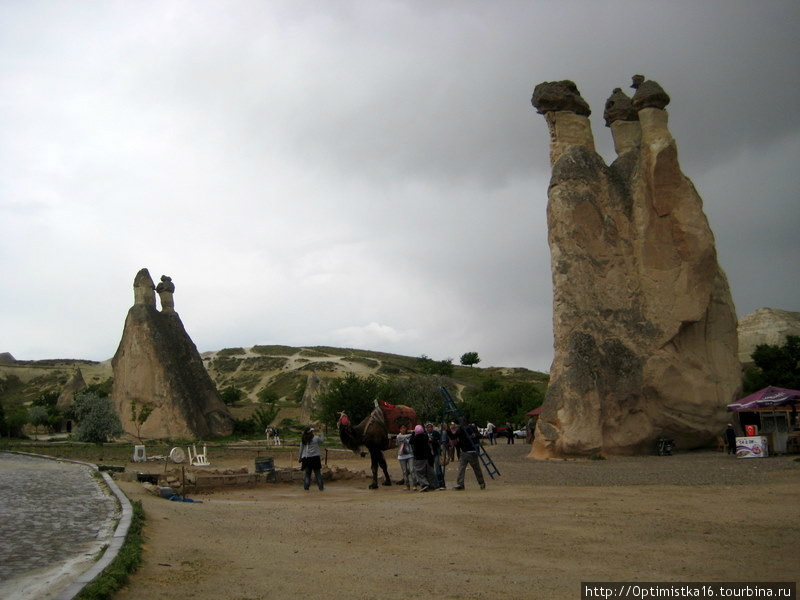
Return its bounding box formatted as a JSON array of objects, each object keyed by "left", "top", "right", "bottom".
[{"left": 255, "top": 457, "right": 274, "bottom": 473}]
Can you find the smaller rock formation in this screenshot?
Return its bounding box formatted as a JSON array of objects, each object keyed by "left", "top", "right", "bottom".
[
  {"left": 531, "top": 80, "right": 592, "bottom": 116},
  {"left": 738, "top": 308, "right": 800, "bottom": 367},
  {"left": 603, "top": 87, "right": 641, "bottom": 155},
  {"left": 112, "top": 269, "right": 234, "bottom": 440},
  {"left": 300, "top": 371, "right": 327, "bottom": 415},
  {"left": 0, "top": 352, "right": 15, "bottom": 364},
  {"left": 603, "top": 88, "right": 637, "bottom": 126},
  {"left": 56, "top": 368, "right": 87, "bottom": 412},
  {"left": 630, "top": 74, "right": 670, "bottom": 110},
  {"left": 532, "top": 80, "right": 596, "bottom": 167},
  {"left": 156, "top": 275, "right": 175, "bottom": 312}
]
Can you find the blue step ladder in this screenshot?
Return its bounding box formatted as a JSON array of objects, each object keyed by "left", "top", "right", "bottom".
[{"left": 439, "top": 386, "right": 501, "bottom": 479}]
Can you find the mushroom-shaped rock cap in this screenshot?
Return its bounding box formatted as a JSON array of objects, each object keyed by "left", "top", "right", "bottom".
[
  {"left": 603, "top": 88, "right": 638, "bottom": 127},
  {"left": 631, "top": 75, "right": 670, "bottom": 110},
  {"left": 531, "top": 80, "right": 591, "bottom": 116}
]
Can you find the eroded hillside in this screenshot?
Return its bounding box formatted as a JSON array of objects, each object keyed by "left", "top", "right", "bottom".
[{"left": 1, "top": 345, "right": 548, "bottom": 415}]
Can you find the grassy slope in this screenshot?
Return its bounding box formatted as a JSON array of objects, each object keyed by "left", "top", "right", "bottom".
[{"left": 0, "top": 346, "right": 548, "bottom": 418}]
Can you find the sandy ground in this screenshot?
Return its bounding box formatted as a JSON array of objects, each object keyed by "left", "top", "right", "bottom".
[{"left": 113, "top": 444, "right": 800, "bottom": 600}]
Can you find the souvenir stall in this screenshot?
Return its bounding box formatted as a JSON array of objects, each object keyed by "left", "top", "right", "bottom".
[{"left": 726, "top": 387, "right": 800, "bottom": 456}]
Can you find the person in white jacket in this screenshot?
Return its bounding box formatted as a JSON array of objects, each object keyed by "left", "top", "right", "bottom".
[
  {"left": 396, "top": 424, "right": 416, "bottom": 490},
  {"left": 299, "top": 427, "right": 325, "bottom": 491}
]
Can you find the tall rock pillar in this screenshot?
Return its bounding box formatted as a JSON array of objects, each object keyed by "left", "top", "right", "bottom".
[
  {"left": 111, "top": 268, "right": 233, "bottom": 440},
  {"left": 530, "top": 77, "right": 740, "bottom": 458}
]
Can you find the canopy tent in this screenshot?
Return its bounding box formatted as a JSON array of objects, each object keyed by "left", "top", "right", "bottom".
[
  {"left": 526, "top": 407, "right": 543, "bottom": 417},
  {"left": 727, "top": 386, "right": 800, "bottom": 412}
]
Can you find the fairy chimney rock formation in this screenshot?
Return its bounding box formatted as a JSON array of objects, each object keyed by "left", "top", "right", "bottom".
[
  {"left": 530, "top": 76, "right": 740, "bottom": 458},
  {"left": 56, "top": 368, "right": 87, "bottom": 412},
  {"left": 156, "top": 275, "right": 175, "bottom": 312},
  {"left": 112, "top": 268, "right": 233, "bottom": 440}
]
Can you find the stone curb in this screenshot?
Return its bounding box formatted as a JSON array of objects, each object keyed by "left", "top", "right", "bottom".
[{"left": 6, "top": 452, "right": 133, "bottom": 600}]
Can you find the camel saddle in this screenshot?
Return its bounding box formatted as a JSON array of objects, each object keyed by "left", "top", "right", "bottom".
[{"left": 379, "top": 400, "right": 417, "bottom": 434}]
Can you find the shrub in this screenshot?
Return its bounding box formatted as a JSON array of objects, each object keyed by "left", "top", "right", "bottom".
[
  {"left": 232, "top": 417, "right": 258, "bottom": 436},
  {"left": 29, "top": 406, "right": 49, "bottom": 435},
  {"left": 252, "top": 345, "right": 300, "bottom": 356},
  {"left": 217, "top": 347, "right": 246, "bottom": 357},
  {"left": 73, "top": 393, "right": 123, "bottom": 443},
  {"left": 220, "top": 386, "right": 244, "bottom": 406},
  {"left": 257, "top": 388, "right": 279, "bottom": 404},
  {"left": 241, "top": 356, "right": 288, "bottom": 371},
  {"left": 211, "top": 356, "right": 240, "bottom": 373}
]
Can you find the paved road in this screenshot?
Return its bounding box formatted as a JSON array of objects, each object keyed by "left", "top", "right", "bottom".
[{"left": 0, "top": 452, "right": 120, "bottom": 600}]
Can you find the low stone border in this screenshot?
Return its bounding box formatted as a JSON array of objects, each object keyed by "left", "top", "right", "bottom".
[{"left": 121, "top": 464, "right": 370, "bottom": 494}]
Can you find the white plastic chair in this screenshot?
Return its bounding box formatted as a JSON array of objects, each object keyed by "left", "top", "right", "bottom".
[
  {"left": 133, "top": 445, "right": 147, "bottom": 463},
  {"left": 187, "top": 444, "right": 210, "bottom": 466}
]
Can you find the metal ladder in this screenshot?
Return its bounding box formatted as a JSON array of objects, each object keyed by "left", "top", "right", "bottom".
[{"left": 439, "top": 386, "right": 501, "bottom": 479}]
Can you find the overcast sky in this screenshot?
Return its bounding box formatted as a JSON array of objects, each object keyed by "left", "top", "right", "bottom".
[{"left": 1, "top": 1, "right": 798, "bottom": 371}]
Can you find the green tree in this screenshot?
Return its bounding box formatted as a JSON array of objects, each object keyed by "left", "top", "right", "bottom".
[
  {"left": 460, "top": 351, "right": 481, "bottom": 367},
  {"left": 47, "top": 412, "right": 63, "bottom": 433},
  {"left": 742, "top": 335, "right": 800, "bottom": 393},
  {"left": 313, "top": 372, "right": 382, "bottom": 427},
  {"left": 73, "top": 392, "right": 123, "bottom": 444},
  {"left": 130, "top": 400, "right": 154, "bottom": 444},
  {"left": 0, "top": 400, "right": 5, "bottom": 436},
  {"left": 29, "top": 406, "right": 50, "bottom": 437},
  {"left": 251, "top": 404, "right": 280, "bottom": 432},
  {"left": 220, "top": 386, "right": 245, "bottom": 406},
  {"left": 6, "top": 406, "right": 28, "bottom": 438},
  {"left": 379, "top": 375, "right": 451, "bottom": 425},
  {"left": 462, "top": 380, "right": 543, "bottom": 426}
]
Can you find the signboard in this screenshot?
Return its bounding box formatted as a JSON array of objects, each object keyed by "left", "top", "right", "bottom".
[{"left": 735, "top": 436, "right": 769, "bottom": 458}]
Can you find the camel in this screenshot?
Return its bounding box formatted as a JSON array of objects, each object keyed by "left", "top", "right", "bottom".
[{"left": 338, "top": 401, "right": 417, "bottom": 489}]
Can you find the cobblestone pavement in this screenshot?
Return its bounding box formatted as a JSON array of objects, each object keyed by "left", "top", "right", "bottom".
[{"left": 0, "top": 452, "right": 120, "bottom": 599}]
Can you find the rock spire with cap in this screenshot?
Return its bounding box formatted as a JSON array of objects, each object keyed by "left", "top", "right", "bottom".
[
  {"left": 112, "top": 268, "right": 233, "bottom": 440},
  {"left": 529, "top": 76, "right": 740, "bottom": 458}
]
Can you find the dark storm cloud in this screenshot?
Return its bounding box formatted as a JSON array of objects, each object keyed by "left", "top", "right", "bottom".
[{"left": 0, "top": 0, "right": 797, "bottom": 370}]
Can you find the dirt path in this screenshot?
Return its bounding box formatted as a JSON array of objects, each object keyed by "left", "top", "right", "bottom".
[{"left": 114, "top": 446, "right": 800, "bottom": 599}]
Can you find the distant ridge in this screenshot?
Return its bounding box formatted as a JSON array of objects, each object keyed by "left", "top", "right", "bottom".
[{"left": 738, "top": 307, "right": 800, "bottom": 366}]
